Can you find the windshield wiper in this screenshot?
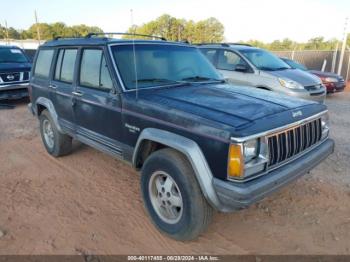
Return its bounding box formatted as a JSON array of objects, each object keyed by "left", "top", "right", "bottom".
[
  {"left": 0, "top": 61, "right": 27, "bottom": 63},
  {"left": 273, "top": 67, "right": 290, "bottom": 71},
  {"left": 181, "top": 76, "right": 224, "bottom": 82},
  {"left": 258, "top": 66, "right": 289, "bottom": 71},
  {"left": 258, "top": 66, "right": 274, "bottom": 71},
  {"left": 133, "top": 78, "right": 180, "bottom": 84}
]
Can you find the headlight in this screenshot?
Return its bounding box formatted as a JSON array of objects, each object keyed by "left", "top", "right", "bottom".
[
  {"left": 324, "top": 77, "right": 338, "bottom": 83},
  {"left": 227, "top": 139, "right": 264, "bottom": 180},
  {"left": 321, "top": 113, "right": 329, "bottom": 129},
  {"left": 243, "top": 139, "right": 259, "bottom": 163},
  {"left": 278, "top": 78, "right": 304, "bottom": 89}
]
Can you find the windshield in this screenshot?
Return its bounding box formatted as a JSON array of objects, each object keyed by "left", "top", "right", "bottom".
[
  {"left": 240, "top": 49, "right": 291, "bottom": 71},
  {"left": 111, "top": 44, "right": 222, "bottom": 90},
  {"left": 282, "top": 58, "right": 308, "bottom": 71},
  {"left": 0, "top": 48, "right": 28, "bottom": 63}
]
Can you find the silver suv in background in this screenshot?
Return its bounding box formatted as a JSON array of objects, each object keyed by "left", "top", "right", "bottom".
[{"left": 198, "top": 43, "right": 326, "bottom": 103}]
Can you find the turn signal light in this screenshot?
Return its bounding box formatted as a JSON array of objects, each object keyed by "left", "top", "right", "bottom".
[{"left": 228, "top": 144, "right": 244, "bottom": 178}]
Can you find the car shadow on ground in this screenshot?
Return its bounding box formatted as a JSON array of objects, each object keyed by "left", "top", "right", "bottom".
[{"left": 0, "top": 97, "right": 30, "bottom": 110}]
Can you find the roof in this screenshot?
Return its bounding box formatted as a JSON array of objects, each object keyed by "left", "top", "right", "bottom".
[
  {"left": 0, "top": 45, "right": 20, "bottom": 49},
  {"left": 197, "top": 43, "right": 259, "bottom": 51},
  {"left": 41, "top": 37, "right": 189, "bottom": 47}
]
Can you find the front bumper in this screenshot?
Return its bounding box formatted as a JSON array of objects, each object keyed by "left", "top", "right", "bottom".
[
  {"left": 285, "top": 86, "right": 326, "bottom": 103},
  {"left": 0, "top": 86, "right": 29, "bottom": 100},
  {"left": 325, "top": 82, "right": 345, "bottom": 93},
  {"left": 213, "top": 138, "right": 334, "bottom": 212}
]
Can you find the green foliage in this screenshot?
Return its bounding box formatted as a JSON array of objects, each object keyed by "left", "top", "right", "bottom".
[
  {"left": 126, "top": 14, "right": 224, "bottom": 43},
  {"left": 0, "top": 17, "right": 346, "bottom": 52},
  {"left": 0, "top": 22, "right": 103, "bottom": 40},
  {"left": 244, "top": 37, "right": 341, "bottom": 51}
]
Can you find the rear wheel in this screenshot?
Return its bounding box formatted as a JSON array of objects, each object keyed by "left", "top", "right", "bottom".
[
  {"left": 141, "top": 148, "right": 213, "bottom": 241},
  {"left": 39, "top": 110, "right": 72, "bottom": 157}
]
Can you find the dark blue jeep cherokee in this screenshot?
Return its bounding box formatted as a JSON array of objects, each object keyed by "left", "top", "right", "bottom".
[
  {"left": 0, "top": 45, "right": 31, "bottom": 100},
  {"left": 28, "top": 34, "right": 334, "bottom": 241}
]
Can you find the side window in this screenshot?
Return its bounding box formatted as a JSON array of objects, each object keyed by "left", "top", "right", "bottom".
[
  {"left": 217, "top": 50, "right": 246, "bottom": 71},
  {"left": 34, "top": 49, "right": 54, "bottom": 78},
  {"left": 200, "top": 49, "right": 217, "bottom": 65},
  {"left": 54, "top": 49, "right": 78, "bottom": 83},
  {"left": 79, "top": 49, "right": 113, "bottom": 90}
]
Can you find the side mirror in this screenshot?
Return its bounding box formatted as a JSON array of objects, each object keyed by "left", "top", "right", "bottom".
[{"left": 235, "top": 64, "right": 249, "bottom": 73}]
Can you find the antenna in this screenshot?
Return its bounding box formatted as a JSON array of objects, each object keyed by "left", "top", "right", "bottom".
[{"left": 130, "top": 9, "right": 139, "bottom": 100}]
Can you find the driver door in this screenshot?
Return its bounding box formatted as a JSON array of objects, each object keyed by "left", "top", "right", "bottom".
[{"left": 216, "top": 50, "right": 252, "bottom": 86}]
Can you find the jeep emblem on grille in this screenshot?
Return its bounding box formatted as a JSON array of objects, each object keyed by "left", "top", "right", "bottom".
[
  {"left": 6, "top": 74, "right": 15, "bottom": 81},
  {"left": 292, "top": 110, "right": 303, "bottom": 118}
]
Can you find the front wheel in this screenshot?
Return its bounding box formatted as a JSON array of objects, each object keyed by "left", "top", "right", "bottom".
[{"left": 141, "top": 148, "right": 213, "bottom": 241}]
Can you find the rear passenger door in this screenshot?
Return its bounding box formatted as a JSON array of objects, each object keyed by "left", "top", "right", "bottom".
[
  {"left": 74, "top": 48, "right": 123, "bottom": 157},
  {"left": 50, "top": 48, "right": 78, "bottom": 133}
]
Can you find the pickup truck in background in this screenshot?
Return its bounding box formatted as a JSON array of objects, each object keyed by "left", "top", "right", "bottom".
[{"left": 0, "top": 45, "right": 31, "bottom": 100}]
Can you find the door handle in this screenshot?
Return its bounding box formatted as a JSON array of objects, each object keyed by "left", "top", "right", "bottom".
[
  {"left": 49, "top": 84, "right": 57, "bottom": 89},
  {"left": 72, "top": 91, "right": 83, "bottom": 97}
]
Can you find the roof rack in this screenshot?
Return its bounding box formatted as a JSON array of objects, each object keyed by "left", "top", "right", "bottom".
[
  {"left": 52, "top": 36, "right": 82, "bottom": 41},
  {"left": 85, "top": 32, "right": 167, "bottom": 41},
  {"left": 226, "top": 42, "right": 252, "bottom": 47},
  {"left": 196, "top": 42, "right": 252, "bottom": 47}
]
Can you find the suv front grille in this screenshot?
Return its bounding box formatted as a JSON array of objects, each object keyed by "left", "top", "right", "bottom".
[
  {"left": 0, "top": 71, "right": 30, "bottom": 84},
  {"left": 267, "top": 118, "right": 322, "bottom": 167}
]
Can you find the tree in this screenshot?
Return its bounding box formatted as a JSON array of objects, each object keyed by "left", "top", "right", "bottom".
[
  {"left": 268, "top": 38, "right": 296, "bottom": 50},
  {"left": 245, "top": 40, "right": 267, "bottom": 49},
  {"left": 0, "top": 22, "right": 103, "bottom": 40},
  {"left": 126, "top": 14, "right": 224, "bottom": 43}
]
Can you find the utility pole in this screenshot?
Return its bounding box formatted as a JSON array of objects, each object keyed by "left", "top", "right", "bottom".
[
  {"left": 346, "top": 46, "right": 350, "bottom": 82},
  {"left": 331, "top": 42, "right": 339, "bottom": 73},
  {"left": 337, "top": 17, "right": 348, "bottom": 76},
  {"left": 34, "top": 10, "right": 41, "bottom": 44},
  {"left": 4, "top": 20, "right": 9, "bottom": 45}
]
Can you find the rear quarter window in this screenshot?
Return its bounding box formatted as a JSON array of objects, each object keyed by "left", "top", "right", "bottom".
[{"left": 34, "top": 49, "right": 54, "bottom": 78}]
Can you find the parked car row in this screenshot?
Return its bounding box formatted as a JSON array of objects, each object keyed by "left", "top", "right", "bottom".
[
  {"left": 27, "top": 34, "right": 334, "bottom": 241},
  {"left": 280, "top": 57, "right": 346, "bottom": 93},
  {"left": 0, "top": 42, "right": 346, "bottom": 103}
]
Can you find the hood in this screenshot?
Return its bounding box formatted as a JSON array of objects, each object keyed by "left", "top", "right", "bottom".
[
  {"left": 308, "top": 70, "right": 343, "bottom": 80},
  {"left": 0, "top": 62, "right": 32, "bottom": 72},
  {"left": 266, "top": 68, "right": 322, "bottom": 86},
  {"left": 139, "top": 83, "right": 314, "bottom": 128}
]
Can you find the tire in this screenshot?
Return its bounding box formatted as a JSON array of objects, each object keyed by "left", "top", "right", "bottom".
[
  {"left": 141, "top": 148, "right": 213, "bottom": 241},
  {"left": 39, "top": 109, "right": 72, "bottom": 157}
]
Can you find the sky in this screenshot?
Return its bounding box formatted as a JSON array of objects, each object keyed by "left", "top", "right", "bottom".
[{"left": 2, "top": 0, "right": 349, "bottom": 42}]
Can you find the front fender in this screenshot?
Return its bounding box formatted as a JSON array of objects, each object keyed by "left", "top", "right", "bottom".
[{"left": 133, "top": 128, "right": 225, "bottom": 211}]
